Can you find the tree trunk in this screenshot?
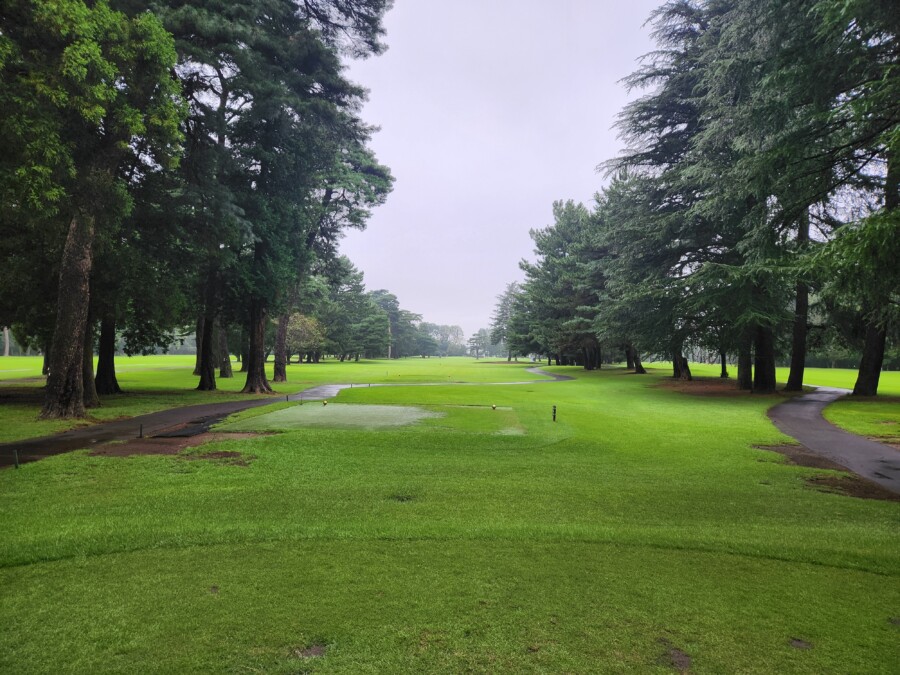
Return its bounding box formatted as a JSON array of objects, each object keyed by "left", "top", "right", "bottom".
[
  {"left": 196, "top": 312, "right": 217, "bottom": 391},
  {"left": 42, "top": 346, "right": 50, "bottom": 376},
  {"left": 239, "top": 326, "right": 249, "bottom": 372},
  {"left": 679, "top": 356, "right": 692, "bottom": 381},
  {"left": 736, "top": 337, "right": 752, "bottom": 390},
  {"left": 2, "top": 326, "right": 8, "bottom": 357},
  {"left": 785, "top": 209, "right": 810, "bottom": 391},
  {"left": 95, "top": 313, "right": 122, "bottom": 395},
  {"left": 218, "top": 321, "right": 233, "bottom": 378},
  {"left": 672, "top": 343, "right": 683, "bottom": 379},
  {"left": 273, "top": 312, "right": 288, "bottom": 382},
  {"left": 41, "top": 213, "right": 94, "bottom": 418},
  {"left": 632, "top": 347, "right": 646, "bottom": 374},
  {"left": 193, "top": 315, "right": 204, "bottom": 375},
  {"left": 719, "top": 348, "right": 729, "bottom": 379},
  {"left": 626, "top": 347, "right": 635, "bottom": 370},
  {"left": 82, "top": 309, "right": 99, "bottom": 408},
  {"left": 852, "top": 320, "right": 886, "bottom": 396},
  {"left": 752, "top": 325, "right": 777, "bottom": 394},
  {"left": 241, "top": 299, "right": 274, "bottom": 394}
]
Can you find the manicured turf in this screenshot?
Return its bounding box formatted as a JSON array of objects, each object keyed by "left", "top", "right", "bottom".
[
  {"left": 0, "top": 358, "right": 897, "bottom": 672},
  {"left": 0, "top": 355, "right": 543, "bottom": 443}
]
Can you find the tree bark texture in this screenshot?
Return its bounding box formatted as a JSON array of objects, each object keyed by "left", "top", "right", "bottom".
[
  {"left": 196, "top": 311, "right": 217, "bottom": 390},
  {"left": 193, "top": 315, "right": 204, "bottom": 376},
  {"left": 82, "top": 311, "right": 99, "bottom": 408},
  {"left": 218, "top": 321, "right": 233, "bottom": 378},
  {"left": 95, "top": 314, "right": 122, "bottom": 395},
  {"left": 41, "top": 213, "right": 94, "bottom": 418},
  {"left": 273, "top": 312, "right": 288, "bottom": 382},
  {"left": 241, "top": 299, "right": 274, "bottom": 394},
  {"left": 239, "top": 326, "right": 249, "bottom": 372},
  {"left": 852, "top": 320, "right": 886, "bottom": 396},
  {"left": 719, "top": 348, "right": 729, "bottom": 379},
  {"left": 625, "top": 347, "right": 635, "bottom": 370},
  {"left": 736, "top": 336, "right": 752, "bottom": 390},
  {"left": 631, "top": 346, "right": 646, "bottom": 374},
  {"left": 752, "top": 325, "right": 777, "bottom": 393},
  {"left": 785, "top": 209, "right": 810, "bottom": 392}
]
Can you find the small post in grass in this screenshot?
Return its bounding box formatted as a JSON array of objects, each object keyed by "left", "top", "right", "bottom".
[
  {"left": 552, "top": 405, "right": 557, "bottom": 422},
  {"left": 13, "top": 449, "right": 19, "bottom": 469}
]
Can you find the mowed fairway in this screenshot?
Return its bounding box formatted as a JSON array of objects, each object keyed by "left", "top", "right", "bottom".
[{"left": 1, "top": 358, "right": 898, "bottom": 673}]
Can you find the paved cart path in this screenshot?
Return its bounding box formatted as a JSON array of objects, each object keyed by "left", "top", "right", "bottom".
[
  {"left": 0, "top": 367, "right": 570, "bottom": 468},
  {"left": 769, "top": 386, "right": 900, "bottom": 494}
]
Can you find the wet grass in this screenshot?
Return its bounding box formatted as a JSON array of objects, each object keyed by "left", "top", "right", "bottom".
[
  {"left": 1, "top": 362, "right": 898, "bottom": 672},
  {"left": 0, "top": 355, "right": 542, "bottom": 443}
]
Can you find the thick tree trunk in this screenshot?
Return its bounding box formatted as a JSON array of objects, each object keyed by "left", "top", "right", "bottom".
[
  {"left": 95, "top": 314, "right": 122, "bottom": 395},
  {"left": 852, "top": 320, "right": 886, "bottom": 396},
  {"left": 632, "top": 347, "right": 646, "bottom": 374},
  {"left": 785, "top": 209, "right": 810, "bottom": 391},
  {"left": 737, "top": 342, "right": 752, "bottom": 390},
  {"left": 218, "top": 322, "right": 233, "bottom": 378},
  {"left": 239, "top": 326, "right": 249, "bottom": 372},
  {"left": 719, "top": 348, "right": 729, "bottom": 379},
  {"left": 196, "top": 268, "right": 218, "bottom": 391},
  {"left": 626, "top": 347, "right": 635, "bottom": 370},
  {"left": 273, "top": 312, "right": 288, "bottom": 382},
  {"left": 196, "top": 311, "right": 217, "bottom": 391},
  {"left": 193, "top": 316, "right": 204, "bottom": 376},
  {"left": 752, "top": 325, "right": 777, "bottom": 393},
  {"left": 679, "top": 356, "right": 692, "bottom": 381},
  {"left": 82, "top": 310, "right": 99, "bottom": 408},
  {"left": 241, "top": 299, "right": 274, "bottom": 394},
  {"left": 41, "top": 213, "right": 94, "bottom": 418},
  {"left": 672, "top": 342, "right": 683, "bottom": 379}
]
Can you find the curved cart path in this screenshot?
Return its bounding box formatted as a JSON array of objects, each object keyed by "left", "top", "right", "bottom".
[
  {"left": 769, "top": 386, "right": 900, "bottom": 494},
  {"left": 0, "top": 367, "right": 571, "bottom": 468}
]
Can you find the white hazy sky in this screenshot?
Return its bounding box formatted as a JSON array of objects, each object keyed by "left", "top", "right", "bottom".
[{"left": 340, "top": 0, "right": 660, "bottom": 337}]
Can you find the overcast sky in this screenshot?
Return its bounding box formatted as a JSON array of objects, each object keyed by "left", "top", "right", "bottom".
[{"left": 339, "top": 0, "right": 660, "bottom": 337}]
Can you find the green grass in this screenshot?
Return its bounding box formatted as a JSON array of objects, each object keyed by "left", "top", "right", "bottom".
[
  {"left": 1, "top": 359, "right": 898, "bottom": 672},
  {"left": 823, "top": 399, "right": 900, "bottom": 440},
  {"left": 0, "top": 355, "right": 543, "bottom": 443}
]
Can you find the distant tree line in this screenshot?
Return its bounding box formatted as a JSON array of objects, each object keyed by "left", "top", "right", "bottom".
[
  {"left": 0, "top": 0, "right": 400, "bottom": 417},
  {"left": 489, "top": 0, "right": 898, "bottom": 395}
]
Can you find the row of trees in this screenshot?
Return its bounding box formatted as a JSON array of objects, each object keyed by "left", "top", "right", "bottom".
[
  {"left": 490, "top": 0, "right": 898, "bottom": 395},
  {"left": 273, "top": 258, "right": 468, "bottom": 367},
  {"left": 1, "top": 0, "right": 395, "bottom": 417}
]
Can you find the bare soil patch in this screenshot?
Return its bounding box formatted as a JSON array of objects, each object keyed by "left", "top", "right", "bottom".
[
  {"left": 658, "top": 376, "right": 760, "bottom": 398},
  {"left": 294, "top": 644, "right": 326, "bottom": 659},
  {"left": 657, "top": 637, "right": 691, "bottom": 672},
  {"left": 90, "top": 432, "right": 260, "bottom": 463},
  {"left": 754, "top": 445, "right": 899, "bottom": 500},
  {"left": 805, "top": 475, "right": 900, "bottom": 501},
  {"left": 753, "top": 444, "right": 848, "bottom": 471},
  {"left": 790, "top": 638, "right": 812, "bottom": 650}
]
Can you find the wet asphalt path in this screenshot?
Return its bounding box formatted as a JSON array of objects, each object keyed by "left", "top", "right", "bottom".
[{"left": 768, "top": 386, "right": 900, "bottom": 494}]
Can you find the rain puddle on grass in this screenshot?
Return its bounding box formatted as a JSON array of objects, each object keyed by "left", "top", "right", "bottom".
[{"left": 219, "top": 403, "right": 443, "bottom": 431}]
